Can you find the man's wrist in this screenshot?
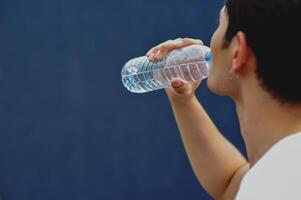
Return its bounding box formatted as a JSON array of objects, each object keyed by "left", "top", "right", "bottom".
[{"left": 168, "top": 94, "right": 198, "bottom": 107}]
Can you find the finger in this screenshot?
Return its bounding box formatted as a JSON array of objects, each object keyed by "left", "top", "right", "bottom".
[
  {"left": 174, "top": 37, "right": 183, "bottom": 43},
  {"left": 148, "top": 52, "right": 156, "bottom": 61},
  {"left": 154, "top": 43, "right": 174, "bottom": 61},
  {"left": 183, "top": 38, "right": 203, "bottom": 45},
  {"left": 175, "top": 38, "right": 203, "bottom": 48},
  {"left": 149, "top": 49, "right": 161, "bottom": 62},
  {"left": 171, "top": 79, "right": 184, "bottom": 88},
  {"left": 156, "top": 49, "right": 171, "bottom": 61},
  {"left": 149, "top": 39, "right": 178, "bottom": 59},
  {"left": 172, "top": 81, "right": 189, "bottom": 94},
  {"left": 146, "top": 47, "right": 158, "bottom": 56},
  {"left": 146, "top": 48, "right": 154, "bottom": 56},
  {"left": 173, "top": 38, "right": 184, "bottom": 46},
  {"left": 165, "top": 79, "right": 183, "bottom": 96},
  {"left": 158, "top": 43, "right": 173, "bottom": 53},
  {"left": 156, "top": 51, "right": 168, "bottom": 60},
  {"left": 159, "top": 38, "right": 180, "bottom": 52},
  {"left": 154, "top": 50, "right": 161, "bottom": 60}
]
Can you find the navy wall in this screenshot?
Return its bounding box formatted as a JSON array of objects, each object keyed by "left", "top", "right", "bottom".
[{"left": 0, "top": 0, "right": 246, "bottom": 199}]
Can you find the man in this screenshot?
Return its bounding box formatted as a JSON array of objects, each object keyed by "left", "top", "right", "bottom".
[{"left": 146, "top": 0, "right": 301, "bottom": 199}]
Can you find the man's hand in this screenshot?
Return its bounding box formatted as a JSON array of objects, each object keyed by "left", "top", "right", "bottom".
[
  {"left": 146, "top": 38, "right": 203, "bottom": 103},
  {"left": 146, "top": 38, "right": 203, "bottom": 62}
]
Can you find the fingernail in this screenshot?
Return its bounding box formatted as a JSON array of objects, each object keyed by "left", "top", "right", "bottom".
[
  {"left": 172, "top": 80, "right": 182, "bottom": 88},
  {"left": 148, "top": 53, "right": 154, "bottom": 61},
  {"left": 155, "top": 50, "right": 161, "bottom": 58},
  {"left": 174, "top": 40, "right": 183, "bottom": 45}
]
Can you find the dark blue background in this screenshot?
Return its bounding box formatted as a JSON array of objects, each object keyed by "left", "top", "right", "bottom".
[{"left": 0, "top": 0, "right": 246, "bottom": 199}]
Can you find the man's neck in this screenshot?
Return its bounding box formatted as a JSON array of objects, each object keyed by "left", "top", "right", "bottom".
[{"left": 235, "top": 88, "right": 301, "bottom": 167}]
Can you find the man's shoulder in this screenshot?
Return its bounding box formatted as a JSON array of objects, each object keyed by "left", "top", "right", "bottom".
[
  {"left": 254, "top": 132, "right": 301, "bottom": 171},
  {"left": 235, "top": 132, "right": 301, "bottom": 199}
]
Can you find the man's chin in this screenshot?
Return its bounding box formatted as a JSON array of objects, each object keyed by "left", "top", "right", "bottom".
[
  {"left": 207, "top": 78, "right": 216, "bottom": 93},
  {"left": 207, "top": 78, "right": 224, "bottom": 96}
]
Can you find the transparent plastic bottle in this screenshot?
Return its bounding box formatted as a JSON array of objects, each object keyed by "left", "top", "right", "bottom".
[{"left": 121, "top": 44, "right": 211, "bottom": 93}]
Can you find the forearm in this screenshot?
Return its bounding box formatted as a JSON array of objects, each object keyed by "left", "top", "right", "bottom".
[{"left": 169, "top": 95, "right": 248, "bottom": 199}]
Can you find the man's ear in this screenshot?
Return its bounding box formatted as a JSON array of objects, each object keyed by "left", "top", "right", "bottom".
[{"left": 231, "top": 31, "right": 249, "bottom": 75}]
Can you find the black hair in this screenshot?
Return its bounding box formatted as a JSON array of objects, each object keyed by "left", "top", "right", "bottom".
[{"left": 223, "top": 0, "right": 301, "bottom": 103}]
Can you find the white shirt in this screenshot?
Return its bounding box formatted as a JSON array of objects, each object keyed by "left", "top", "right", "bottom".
[{"left": 235, "top": 132, "right": 301, "bottom": 200}]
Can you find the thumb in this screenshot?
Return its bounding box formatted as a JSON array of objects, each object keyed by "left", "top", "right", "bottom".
[
  {"left": 171, "top": 79, "right": 183, "bottom": 88},
  {"left": 170, "top": 79, "right": 189, "bottom": 94}
]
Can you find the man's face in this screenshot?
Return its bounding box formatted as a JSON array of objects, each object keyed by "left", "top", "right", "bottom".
[{"left": 208, "top": 6, "right": 238, "bottom": 97}]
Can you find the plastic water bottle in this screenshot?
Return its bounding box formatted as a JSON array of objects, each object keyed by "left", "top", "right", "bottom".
[{"left": 121, "top": 44, "right": 211, "bottom": 93}]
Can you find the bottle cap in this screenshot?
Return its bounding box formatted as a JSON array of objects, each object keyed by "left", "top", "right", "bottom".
[{"left": 205, "top": 51, "right": 211, "bottom": 62}]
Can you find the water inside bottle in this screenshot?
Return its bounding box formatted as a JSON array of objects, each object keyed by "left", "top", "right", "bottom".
[{"left": 122, "top": 57, "right": 209, "bottom": 93}]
